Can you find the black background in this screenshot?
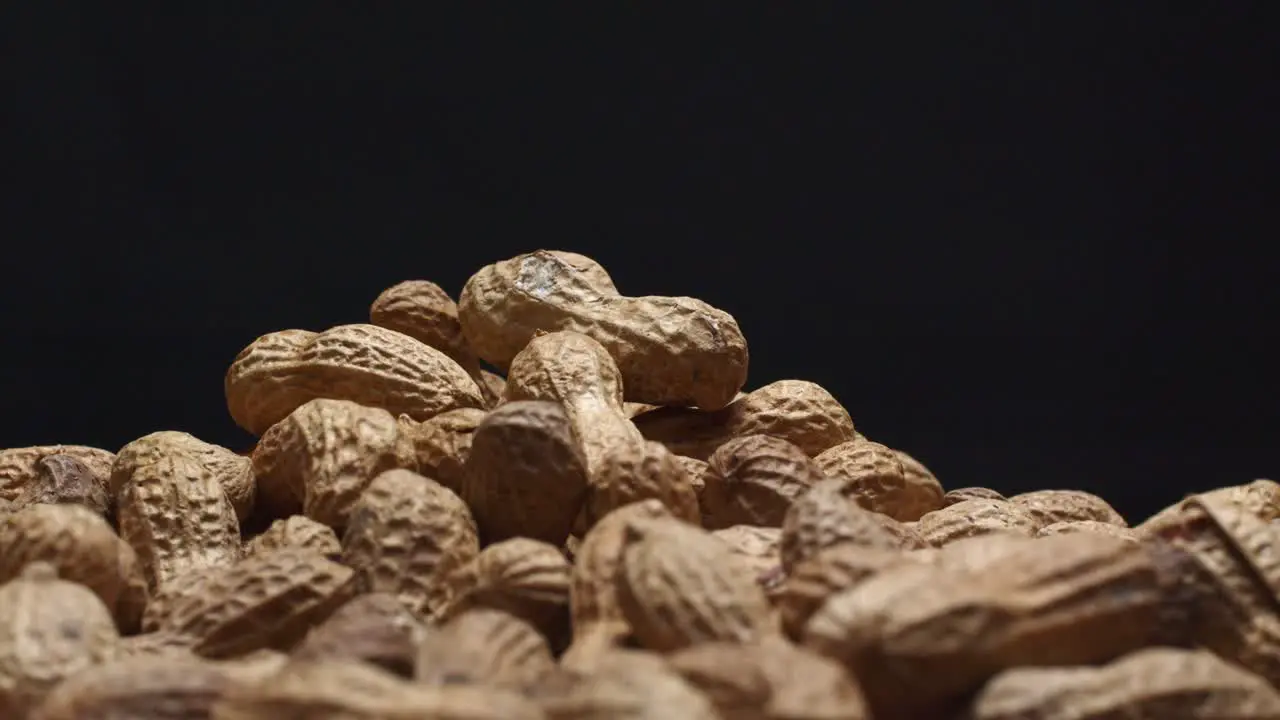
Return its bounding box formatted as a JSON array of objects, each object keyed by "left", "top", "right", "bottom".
[{"left": 4, "top": 5, "right": 1276, "bottom": 524}]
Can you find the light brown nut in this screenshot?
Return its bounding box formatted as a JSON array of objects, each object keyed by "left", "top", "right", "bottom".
[
  {"left": 417, "top": 608, "right": 557, "bottom": 692},
  {"left": 458, "top": 249, "right": 749, "bottom": 410},
  {"left": 0, "top": 503, "right": 148, "bottom": 633},
  {"left": 668, "top": 636, "right": 870, "bottom": 720},
  {"left": 814, "top": 439, "right": 944, "bottom": 521},
  {"left": 1008, "top": 488, "right": 1128, "bottom": 527},
  {"left": 562, "top": 500, "right": 676, "bottom": 670},
  {"left": 780, "top": 477, "right": 927, "bottom": 573},
  {"left": 701, "top": 434, "right": 824, "bottom": 530},
  {"left": 461, "top": 401, "right": 590, "bottom": 545},
  {"left": 13, "top": 454, "right": 110, "bottom": 517},
  {"left": 803, "top": 533, "right": 1196, "bottom": 718},
  {"left": 0, "top": 563, "right": 119, "bottom": 717},
  {"left": 504, "top": 331, "right": 699, "bottom": 529},
  {"left": 113, "top": 431, "right": 255, "bottom": 523},
  {"left": 250, "top": 398, "right": 416, "bottom": 529},
  {"left": 894, "top": 448, "right": 941, "bottom": 495},
  {"left": 533, "top": 648, "right": 719, "bottom": 720},
  {"left": 112, "top": 432, "right": 243, "bottom": 592},
  {"left": 632, "top": 379, "right": 857, "bottom": 461},
  {"left": 711, "top": 525, "right": 783, "bottom": 589},
  {"left": 370, "top": 279, "right": 502, "bottom": 407},
  {"left": 291, "top": 592, "right": 426, "bottom": 678},
  {"left": 32, "top": 653, "right": 230, "bottom": 720},
  {"left": 777, "top": 544, "right": 931, "bottom": 640},
  {"left": 1036, "top": 519, "right": 1140, "bottom": 542},
  {"left": 616, "top": 516, "right": 776, "bottom": 653},
  {"left": 341, "top": 469, "right": 480, "bottom": 619},
  {"left": 438, "top": 538, "right": 571, "bottom": 649},
  {"left": 673, "top": 455, "right": 709, "bottom": 502},
  {"left": 243, "top": 515, "right": 341, "bottom": 560},
  {"left": 1137, "top": 478, "right": 1280, "bottom": 536},
  {"left": 397, "top": 407, "right": 486, "bottom": 495},
  {"left": 0, "top": 445, "right": 115, "bottom": 505},
  {"left": 213, "top": 658, "right": 546, "bottom": 720},
  {"left": 943, "top": 486, "right": 1006, "bottom": 506},
  {"left": 146, "top": 547, "right": 357, "bottom": 659},
  {"left": 224, "top": 323, "right": 486, "bottom": 436},
  {"left": 968, "top": 646, "right": 1280, "bottom": 720},
  {"left": 914, "top": 497, "right": 1041, "bottom": 546}
]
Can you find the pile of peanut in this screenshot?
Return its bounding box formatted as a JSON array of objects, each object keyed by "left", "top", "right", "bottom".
[{"left": 1, "top": 249, "right": 1278, "bottom": 719}]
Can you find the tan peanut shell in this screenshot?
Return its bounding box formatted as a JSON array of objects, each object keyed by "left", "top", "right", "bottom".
[
  {"left": 1137, "top": 477, "right": 1280, "bottom": 536},
  {"left": 370, "top": 279, "right": 502, "bottom": 407},
  {"left": 112, "top": 430, "right": 255, "bottom": 522},
  {"left": 145, "top": 547, "right": 357, "bottom": 659},
  {"left": 632, "top": 379, "right": 857, "bottom": 461},
  {"left": 1008, "top": 488, "right": 1128, "bottom": 527},
  {"left": 814, "top": 439, "right": 944, "bottom": 521},
  {"left": 417, "top": 608, "right": 557, "bottom": 691},
  {"left": 224, "top": 323, "right": 486, "bottom": 436},
  {"left": 711, "top": 525, "right": 783, "bottom": 588},
  {"left": 397, "top": 407, "right": 486, "bottom": 495},
  {"left": 914, "top": 497, "right": 1041, "bottom": 546},
  {"left": 250, "top": 398, "right": 416, "bottom": 529},
  {"left": 534, "top": 648, "right": 719, "bottom": 720},
  {"left": 0, "top": 503, "right": 148, "bottom": 633},
  {"left": 673, "top": 454, "right": 709, "bottom": 502},
  {"left": 243, "top": 514, "right": 341, "bottom": 559},
  {"left": 668, "top": 637, "right": 870, "bottom": 720},
  {"left": 340, "top": 468, "right": 480, "bottom": 619},
  {"left": 944, "top": 486, "right": 1007, "bottom": 505},
  {"left": 777, "top": 544, "right": 930, "bottom": 640},
  {"left": 439, "top": 537, "right": 571, "bottom": 646},
  {"left": 13, "top": 454, "right": 110, "bottom": 517},
  {"left": 112, "top": 431, "right": 243, "bottom": 592},
  {"left": 32, "top": 653, "right": 231, "bottom": 720},
  {"left": 615, "top": 516, "right": 776, "bottom": 652},
  {"left": 291, "top": 592, "right": 425, "bottom": 677},
  {"left": 0, "top": 563, "right": 120, "bottom": 717},
  {"left": 458, "top": 249, "right": 749, "bottom": 410},
  {"left": 803, "top": 533, "right": 1194, "bottom": 717},
  {"left": 780, "top": 477, "right": 927, "bottom": 572},
  {"left": 968, "top": 646, "right": 1280, "bottom": 719},
  {"left": 588, "top": 438, "right": 701, "bottom": 529},
  {"left": 0, "top": 445, "right": 115, "bottom": 505},
  {"left": 461, "top": 400, "right": 590, "bottom": 545},
  {"left": 701, "top": 434, "right": 824, "bottom": 529},
  {"left": 1037, "top": 519, "right": 1140, "bottom": 542}
]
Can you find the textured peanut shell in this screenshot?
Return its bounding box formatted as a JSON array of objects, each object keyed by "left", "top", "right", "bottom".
[
  {"left": 668, "top": 637, "right": 870, "bottom": 720},
  {"left": 112, "top": 432, "right": 243, "bottom": 592},
  {"left": 673, "top": 455, "right": 709, "bottom": 503},
  {"left": 780, "top": 477, "right": 927, "bottom": 572},
  {"left": 370, "top": 279, "right": 502, "bottom": 407},
  {"left": 803, "top": 534, "right": 1182, "bottom": 717},
  {"left": 814, "top": 439, "right": 944, "bottom": 521},
  {"left": 968, "top": 646, "right": 1280, "bottom": 720},
  {"left": 398, "top": 407, "right": 486, "bottom": 495},
  {"left": 243, "top": 514, "right": 341, "bottom": 560},
  {"left": 291, "top": 592, "right": 425, "bottom": 678},
  {"left": 225, "top": 323, "right": 486, "bottom": 436},
  {"left": 915, "top": 497, "right": 1041, "bottom": 546},
  {"left": 588, "top": 439, "right": 701, "bottom": 529},
  {"left": 417, "top": 608, "right": 557, "bottom": 691},
  {"left": 616, "top": 516, "right": 776, "bottom": 652},
  {"left": 633, "top": 379, "right": 857, "bottom": 461},
  {"left": 146, "top": 547, "right": 357, "bottom": 659},
  {"left": 458, "top": 249, "right": 749, "bottom": 410},
  {"left": 439, "top": 537, "right": 571, "bottom": 645},
  {"left": 341, "top": 469, "right": 480, "bottom": 619},
  {"left": 778, "top": 544, "right": 928, "bottom": 640},
  {"left": 13, "top": 454, "right": 110, "bottom": 517},
  {"left": 0, "top": 503, "right": 148, "bottom": 633},
  {"left": 250, "top": 398, "right": 416, "bottom": 529},
  {"left": 31, "top": 653, "right": 230, "bottom": 720},
  {"left": 1138, "top": 478, "right": 1280, "bottom": 536},
  {"left": 702, "top": 434, "right": 825, "bottom": 530},
  {"left": 0, "top": 445, "right": 114, "bottom": 504},
  {"left": 112, "top": 431, "right": 255, "bottom": 523},
  {"left": 562, "top": 500, "right": 675, "bottom": 670},
  {"left": 213, "top": 658, "right": 546, "bottom": 720},
  {"left": 711, "top": 525, "right": 783, "bottom": 588},
  {"left": 1008, "top": 488, "right": 1128, "bottom": 527},
  {"left": 944, "top": 486, "right": 1007, "bottom": 506},
  {"left": 534, "top": 649, "right": 718, "bottom": 720},
  {"left": 461, "top": 400, "right": 589, "bottom": 545},
  {"left": 0, "top": 563, "right": 120, "bottom": 717},
  {"left": 1037, "top": 519, "right": 1139, "bottom": 542}
]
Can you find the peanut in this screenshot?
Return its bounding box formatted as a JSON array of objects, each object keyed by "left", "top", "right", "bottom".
[
  {"left": 291, "top": 592, "right": 426, "bottom": 678},
  {"left": 0, "top": 445, "right": 115, "bottom": 506},
  {"left": 459, "top": 249, "right": 749, "bottom": 409},
  {"left": 438, "top": 537, "right": 571, "bottom": 648}
]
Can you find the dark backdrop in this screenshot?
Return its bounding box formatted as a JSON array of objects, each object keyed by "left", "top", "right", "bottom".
[{"left": 4, "top": 5, "right": 1276, "bottom": 523}]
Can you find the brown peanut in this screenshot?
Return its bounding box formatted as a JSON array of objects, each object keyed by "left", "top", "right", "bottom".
[{"left": 0, "top": 445, "right": 115, "bottom": 505}]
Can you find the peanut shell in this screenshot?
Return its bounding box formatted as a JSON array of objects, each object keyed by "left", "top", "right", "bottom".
[
  {"left": 0, "top": 445, "right": 115, "bottom": 505},
  {"left": 701, "top": 434, "right": 824, "bottom": 529},
  {"left": 814, "top": 439, "right": 944, "bottom": 521}
]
